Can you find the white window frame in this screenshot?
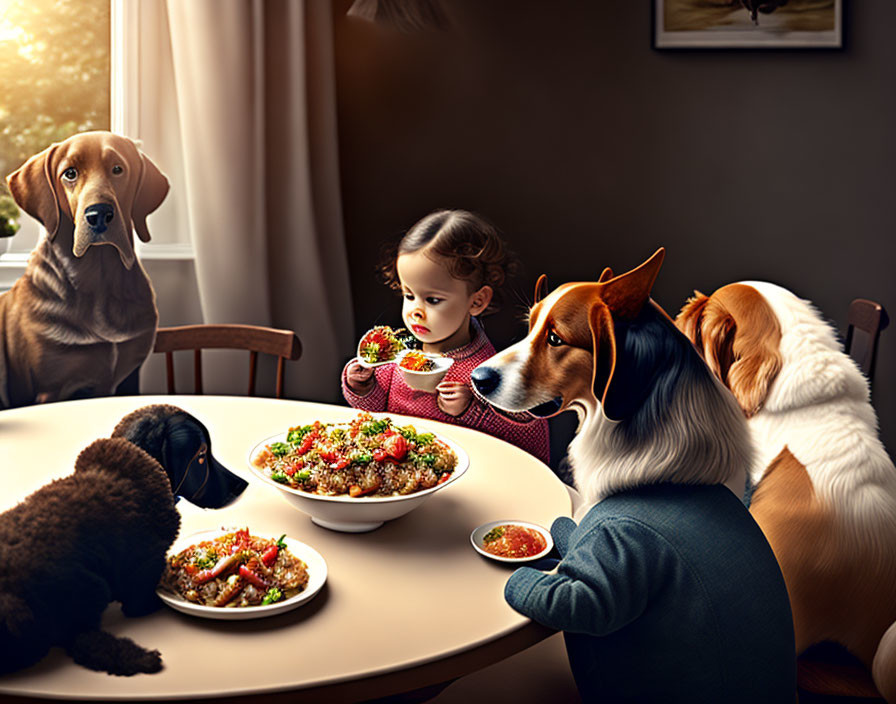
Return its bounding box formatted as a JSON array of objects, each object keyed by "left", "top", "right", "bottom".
[{"left": 113, "top": 0, "right": 193, "bottom": 263}]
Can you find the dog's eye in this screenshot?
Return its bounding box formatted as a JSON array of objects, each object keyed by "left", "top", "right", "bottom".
[
  {"left": 547, "top": 330, "right": 565, "bottom": 347},
  {"left": 111, "top": 164, "right": 124, "bottom": 175},
  {"left": 62, "top": 167, "right": 77, "bottom": 182}
]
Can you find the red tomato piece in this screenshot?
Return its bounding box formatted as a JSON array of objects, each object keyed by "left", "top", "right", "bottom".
[
  {"left": 383, "top": 434, "right": 407, "bottom": 461},
  {"left": 261, "top": 545, "right": 279, "bottom": 566}
]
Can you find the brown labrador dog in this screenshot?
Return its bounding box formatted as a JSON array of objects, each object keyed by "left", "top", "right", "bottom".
[{"left": 1, "top": 131, "right": 168, "bottom": 408}]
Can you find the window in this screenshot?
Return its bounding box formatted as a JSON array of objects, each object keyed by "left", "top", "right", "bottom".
[{"left": 0, "top": 0, "right": 110, "bottom": 255}]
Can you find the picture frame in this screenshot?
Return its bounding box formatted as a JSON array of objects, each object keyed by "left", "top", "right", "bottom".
[{"left": 653, "top": 0, "right": 843, "bottom": 49}]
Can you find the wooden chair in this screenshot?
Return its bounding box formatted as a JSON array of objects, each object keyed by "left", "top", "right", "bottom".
[
  {"left": 844, "top": 298, "right": 889, "bottom": 381},
  {"left": 153, "top": 324, "right": 302, "bottom": 398},
  {"left": 797, "top": 642, "right": 884, "bottom": 702}
]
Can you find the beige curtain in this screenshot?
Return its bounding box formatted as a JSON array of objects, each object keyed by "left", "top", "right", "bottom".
[{"left": 165, "top": 0, "right": 354, "bottom": 402}]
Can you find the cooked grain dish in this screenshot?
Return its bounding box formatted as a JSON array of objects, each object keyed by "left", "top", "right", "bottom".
[
  {"left": 161, "top": 529, "right": 308, "bottom": 607},
  {"left": 252, "top": 412, "right": 458, "bottom": 497}
]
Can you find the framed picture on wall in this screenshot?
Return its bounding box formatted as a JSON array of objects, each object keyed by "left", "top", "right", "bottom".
[{"left": 653, "top": 0, "right": 842, "bottom": 49}]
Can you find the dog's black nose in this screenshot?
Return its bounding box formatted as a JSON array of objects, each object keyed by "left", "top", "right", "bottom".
[
  {"left": 85, "top": 203, "right": 114, "bottom": 233},
  {"left": 471, "top": 366, "right": 500, "bottom": 396}
]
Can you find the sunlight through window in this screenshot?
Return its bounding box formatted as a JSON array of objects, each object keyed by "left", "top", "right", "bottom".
[{"left": 0, "top": 0, "right": 110, "bottom": 249}]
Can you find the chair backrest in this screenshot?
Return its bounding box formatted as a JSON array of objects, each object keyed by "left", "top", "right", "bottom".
[
  {"left": 797, "top": 643, "right": 884, "bottom": 700},
  {"left": 153, "top": 324, "right": 302, "bottom": 398},
  {"left": 844, "top": 299, "right": 889, "bottom": 381}
]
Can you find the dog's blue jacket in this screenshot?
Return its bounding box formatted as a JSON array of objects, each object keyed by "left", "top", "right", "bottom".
[{"left": 505, "top": 483, "right": 795, "bottom": 703}]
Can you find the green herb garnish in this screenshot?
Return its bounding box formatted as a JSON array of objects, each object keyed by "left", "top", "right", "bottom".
[
  {"left": 194, "top": 554, "right": 216, "bottom": 569},
  {"left": 287, "top": 425, "right": 314, "bottom": 444},
  {"left": 269, "top": 442, "right": 290, "bottom": 457},
  {"left": 483, "top": 526, "right": 506, "bottom": 543},
  {"left": 361, "top": 418, "right": 391, "bottom": 436},
  {"left": 262, "top": 587, "right": 283, "bottom": 605},
  {"left": 415, "top": 453, "right": 437, "bottom": 467},
  {"left": 360, "top": 342, "right": 382, "bottom": 363}
]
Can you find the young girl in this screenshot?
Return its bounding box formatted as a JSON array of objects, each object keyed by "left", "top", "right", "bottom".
[{"left": 342, "top": 209, "right": 550, "bottom": 465}]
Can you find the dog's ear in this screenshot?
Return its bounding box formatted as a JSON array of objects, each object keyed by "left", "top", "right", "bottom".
[
  {"left": 688, "top": 294, "right": 781, "bottom": 418},
  {"left": 6, "top": 142, "right": 63, "bottom": 239},
  {"left": 694, "top": 297, "right": 737, "bottom": 392},
  {"left": 597, "top": 248, "right": 664, "bottom": 320},
  {"left": 726, "top": 330, "right": 781, "bottom": 418},
  {"left": 131, "top": 151, "right": 169, "bottom": 243},
  {"left": 590, "top": 301, "right": 660, "bottom": 421},
  {"left": 597, "top": 267, "right": 614, "bottom": 283},
  {"left": 588, "top": 302, "right": 618, "bottom": 417},
  {"left": 713, "top": 293, "right": 782, "bottom": 418},
  {"left": 675, "top": 290, "right": 710, "bottom": 350},
  {"left": 533, "top": 274, "right": 549, "bottom": 304}
]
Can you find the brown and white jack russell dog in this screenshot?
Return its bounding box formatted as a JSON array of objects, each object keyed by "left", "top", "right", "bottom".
[{"left": 470, "top": 248, "right": 750, "bottom": 513}]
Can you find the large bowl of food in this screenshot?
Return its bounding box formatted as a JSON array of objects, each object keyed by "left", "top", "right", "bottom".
[{"left": 248, "top": 412, "right": 469, "bottom": 532}]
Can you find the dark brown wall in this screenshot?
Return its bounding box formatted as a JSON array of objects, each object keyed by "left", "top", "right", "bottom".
[{"left": 333, "top": 1, "right": 896, "bottom": 467}]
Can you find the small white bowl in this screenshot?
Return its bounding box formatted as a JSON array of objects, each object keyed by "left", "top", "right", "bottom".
[
  {"left": 247, "top": 422, "right": 470, "bottom": 532},
  {"left": 470, "top": 520, "right": 553, "bottom": 563},
  {"left": 157, "top": 529, "right": 327, "bottom": 620},
  {"left": 396, "top": 351, "right": 454, "bottom": 393}
]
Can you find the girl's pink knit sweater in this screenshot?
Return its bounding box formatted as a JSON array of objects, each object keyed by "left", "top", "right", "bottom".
[{"left": 342, "top": 320, "right": 550, "bottom": 465}]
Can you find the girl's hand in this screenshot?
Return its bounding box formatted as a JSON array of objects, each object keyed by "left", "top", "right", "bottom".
[
  {"left": 436, "top": 381, "right": 472, "bottom": 417},
  {"left": 346, "top": 359, "right": 375, "bottom": 395}
]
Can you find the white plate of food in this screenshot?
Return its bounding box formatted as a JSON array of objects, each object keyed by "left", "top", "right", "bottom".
[
  {"left": 470, "top": 520, "right": 553, "bottom": 563},
  {"left": 247, "top": 412, "right": 469, "bottom": 532},
  {"left": 356, "top": 325, "right": 416, "bottom": 368},
  {"left": 157, "top": 528, "right": 327, "bottom": 620}
]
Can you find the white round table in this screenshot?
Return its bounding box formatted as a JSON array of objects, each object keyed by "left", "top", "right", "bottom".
[{"left": 0, "top": 395, "right": 572, "bottom": 703}]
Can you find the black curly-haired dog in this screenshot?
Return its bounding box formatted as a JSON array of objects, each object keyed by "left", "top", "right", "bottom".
[{"left": 0, "top": 438, "right": 180, "bottom": 676}]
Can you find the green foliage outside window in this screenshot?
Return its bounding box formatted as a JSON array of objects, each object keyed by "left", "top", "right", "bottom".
[
  {"left": 0, "top": 0, "right": 110, "bottom": 231},
  {"left": 0, "top": 193, "right": 19, "bottom": 237}
]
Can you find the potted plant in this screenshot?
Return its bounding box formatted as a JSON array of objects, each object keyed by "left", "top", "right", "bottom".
[{"left": 0, "top": 193, "right": 20, "bottom": 254}]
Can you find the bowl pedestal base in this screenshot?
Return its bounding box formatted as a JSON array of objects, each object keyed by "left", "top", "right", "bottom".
[{"left": 310, "top": 516, "right": 385, "bottom": 533}]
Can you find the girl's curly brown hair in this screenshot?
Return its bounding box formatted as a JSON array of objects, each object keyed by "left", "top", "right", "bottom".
[{"left": 380, "top": 209, "right": 520, "bottom": 316}]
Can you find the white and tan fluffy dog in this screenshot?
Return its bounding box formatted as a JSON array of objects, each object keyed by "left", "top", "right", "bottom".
[{"left": 677, "top": 281, "right": 896, "bottom": 701}]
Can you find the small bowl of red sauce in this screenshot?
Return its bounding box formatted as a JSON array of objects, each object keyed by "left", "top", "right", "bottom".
[{"left": 470, "top": 520, "right": 553, "bottom": 563}]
